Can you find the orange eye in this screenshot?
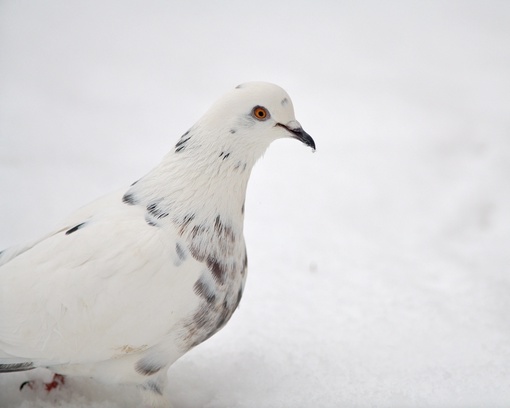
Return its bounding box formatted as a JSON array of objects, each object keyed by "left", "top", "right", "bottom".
[{"left": 252, "top": 106, "right": 269, "bottom": 121}]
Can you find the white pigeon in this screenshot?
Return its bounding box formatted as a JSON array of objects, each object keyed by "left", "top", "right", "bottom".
[{"left": 0, "top": 81, "right": 315, "bottom": 407}]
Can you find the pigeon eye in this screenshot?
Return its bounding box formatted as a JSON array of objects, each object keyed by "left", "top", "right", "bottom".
[{"left": 252, "top": 106, "right": 269, "bottom": 121}]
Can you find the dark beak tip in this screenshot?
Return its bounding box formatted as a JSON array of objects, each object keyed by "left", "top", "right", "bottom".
[
  {"left": 296, "top": 128, "right": 316, "bottom": 152},
  {"left": 307, "top": 138, "right": 316, "bottom": 152},
  {"left": 277, "top": 123, "right": 316, "bottom": 152}
]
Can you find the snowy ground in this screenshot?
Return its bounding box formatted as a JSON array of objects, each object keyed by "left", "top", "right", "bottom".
[{"left": 1, "top": 1, "right": 510, "bottom": 407}]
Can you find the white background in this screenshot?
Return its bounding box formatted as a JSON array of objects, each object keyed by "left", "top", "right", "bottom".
[{"left": 1, "top": 1, "right": 509, "bottom": 407}]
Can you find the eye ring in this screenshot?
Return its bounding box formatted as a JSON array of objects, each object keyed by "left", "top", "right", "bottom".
[{"left": 251, "top": 106, "right": 270, "bottom": 121}]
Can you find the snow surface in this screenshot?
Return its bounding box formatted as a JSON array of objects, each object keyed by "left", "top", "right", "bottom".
[{"left": 1, "top": 1, "right": 509, "bottom": 407}]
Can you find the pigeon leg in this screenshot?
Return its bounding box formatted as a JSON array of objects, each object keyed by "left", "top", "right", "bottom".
[
  {"left": 20, "top": 373, "right": 65, "bottom": 392},
  {"left": 44, "top": 373, "right": 66, "bottom": 391}
]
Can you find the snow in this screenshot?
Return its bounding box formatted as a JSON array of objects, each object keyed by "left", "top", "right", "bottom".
[{"left": 1, "top": 0, "right": 509, "bottom": 406}]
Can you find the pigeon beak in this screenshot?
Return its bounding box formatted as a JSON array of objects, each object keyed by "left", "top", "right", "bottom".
[{"left": 277, "top": 122, "right": 316, "bottom": 151}]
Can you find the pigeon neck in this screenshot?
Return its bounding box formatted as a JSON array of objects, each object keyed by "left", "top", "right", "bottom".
[{"left": 130, "top": 148, "right": 257, "bottom": 230}]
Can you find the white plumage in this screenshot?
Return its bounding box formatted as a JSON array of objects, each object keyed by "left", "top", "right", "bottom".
[{"left": 0, "top": 81, "right": 315, "bottom": 406}]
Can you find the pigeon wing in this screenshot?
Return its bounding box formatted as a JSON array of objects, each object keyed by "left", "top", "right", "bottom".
[{"left": 0, "top": 189, "right": 202, "bottom": 367}]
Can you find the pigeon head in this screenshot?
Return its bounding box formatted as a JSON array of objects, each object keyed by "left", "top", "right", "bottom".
[
  {"left": 134, "top": 82, "right": 314, "bottom": 220},
  {"left": 192, "top": 82, "right": 315, "bottom": 161}
]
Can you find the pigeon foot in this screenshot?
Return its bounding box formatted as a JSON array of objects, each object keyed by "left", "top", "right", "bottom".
[{"left": 20, "top": 373, "right": 66, "bottom": 392}]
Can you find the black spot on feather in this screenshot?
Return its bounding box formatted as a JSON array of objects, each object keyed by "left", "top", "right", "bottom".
[
  {"left": 65, "top": 222, "right": 86, "bottom": 235},
  {"left": 219, "top": 152, "right": 230, "bottom": 160},
  {"left": 193, "top": 276, "right": 216, "bottom": 304},
  {"left": 147, "top": 203, "right": 169, "bottom": 219},
  {"left": 214, "top": 302, "right": 229, "bottom": 330},
  {"left": 207, "top": 256, "right": 226, "bottom": 283},
  {"left": 143, "top": 380, "right": 162, "bottom": 395},
  {"left": 145, "top": 214, "right": 158, "bottom": 227},
  {"left": 135, "top": 358, "right": 165, "bottom": 376},
  {"left": 175, "top": 243, "right": 186, "bottom": 262},
  {"left": 234, "top": 161, "right": 247, "bottom": 172},
  {"left": 122, "top": 192, "right": 137, "bottom": 205},
  {"left": 214, "top": 215, "right": 235, "bottom": 243},
  {"left": 230, "top": 129, "right": 236, "bottom": 134},
  {"left": 235, "top": 286, "right": 243, "bottom": 309},
  {"left": 241, "top": 251, "right": 248, "bottom": 276},
  {"left": 175, "top": 131, "right": 191, "bottom": 153},
  {"left": 177, "top": 213, "right": 195, "bottom": 235},
  {"left": 186, "top": 295, "right": 236, "bottom": 348}
]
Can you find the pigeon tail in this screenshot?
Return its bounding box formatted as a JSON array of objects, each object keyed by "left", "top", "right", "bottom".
[{"left": 0, "top": 362, "right": 35, "bottom": 372}]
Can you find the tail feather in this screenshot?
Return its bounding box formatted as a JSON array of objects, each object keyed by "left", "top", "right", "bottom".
[{"left": 0, "top": 362, "right": 35, "bottom": 373}]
